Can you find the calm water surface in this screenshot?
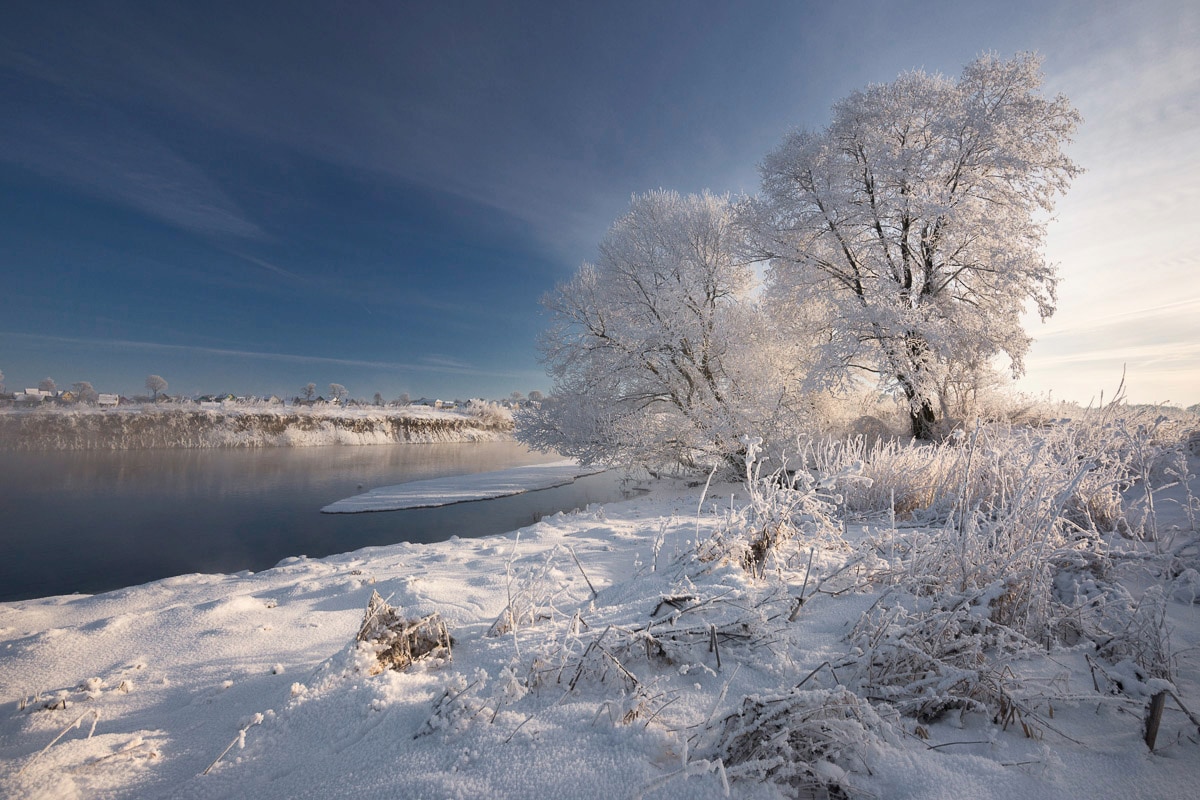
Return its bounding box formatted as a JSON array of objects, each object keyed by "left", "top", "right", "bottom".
[{"left": 0, "top": 442, "right": 623, "bottom": 602}]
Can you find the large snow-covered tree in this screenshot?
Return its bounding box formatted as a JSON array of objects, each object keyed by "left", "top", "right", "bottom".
[
  {"left": 519, "top": 189, "right": 802, "bottom": 473},
  {"left": 753, "top": 54, "right": 1081, "bottom": 438}
]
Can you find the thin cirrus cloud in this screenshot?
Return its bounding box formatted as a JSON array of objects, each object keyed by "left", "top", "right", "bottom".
[
  {"left": 1014, "top": 2, "right": 1200, "bottom": 404},
  {"left": 0, "top": 105, "right": 263, "bottom": 240},
  {"left": 2, "top": 332, "right": 525, "bottom": 380}
]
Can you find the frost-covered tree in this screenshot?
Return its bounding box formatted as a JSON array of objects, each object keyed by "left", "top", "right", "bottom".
[
  {"left": 0, "top": 369, "right": 5, "bottom": 394},
  {"left": 527, "top": 390, "right": 545, "bottom": 403},
  {"left": 396, "top": 392, "right": 411, "bottom": 405},
  {"left": 752, "top": 54, "right": 1081, "bottom": 438},
  {"left": 145, "top": 374, "right": 167, "bottom": 401},
  {"left": 303, "top": 383, "right": 316, "bottom": 401},
  {"left": 373, "top": 392, "right": 384, "bottom": 406},
  {"left": 328, "top": 383, "right": 349, "bottom": 403},
  {"left": 520, "top": 189, "right": 800, "bottom": 473},
  {"left": 72, "top": 381, "right": 98, "bottom": 404},
  {"left": 38, "top": 377, "right": 56, "bottom": 394}
]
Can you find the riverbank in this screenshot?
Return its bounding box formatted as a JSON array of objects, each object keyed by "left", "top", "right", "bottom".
[
  {"left": 0, "top": 405, "right": 513, "bottom": 450},
  {"left": 1, "top": 469, "right": 1198, "bottom": 800}
]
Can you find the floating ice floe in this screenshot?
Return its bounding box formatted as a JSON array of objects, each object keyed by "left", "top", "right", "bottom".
[{"left": 321, "top": 460, "right": 605, "bottom": 513}]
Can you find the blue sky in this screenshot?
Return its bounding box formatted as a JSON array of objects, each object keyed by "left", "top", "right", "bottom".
[{"left": 1, "top": 0, "right": 1196, "bottom": 404}]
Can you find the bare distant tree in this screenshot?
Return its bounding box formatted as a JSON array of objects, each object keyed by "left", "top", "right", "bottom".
[
  {"left": 303, "top": 383, "right": 316, "bottom": 401},
  {"left": 145, "top": 374, "right": 168, "bottom": 401},
  {"left": 38, "top": 377, "right": 56, "bottom": 394},
  {"left": 527, "top": 390, "right": 544, "bottom": 403},
  {"left": 0, "top": 368, "right": 5, "bottom": 394},
  {"left": 328, "top": 383, "right": 349, "bottom": 403},
  {"left": 397, "top": 392, "right": 411, "bottom": 405},
  {"left": 509, "top": 391, "right": 525, "bottom": 404},
  {"left": 373, "top": 392, "right": 384, "bottom": 406},
  {"left": 72, "top": 381, "right": 98, "bottom": 404}
]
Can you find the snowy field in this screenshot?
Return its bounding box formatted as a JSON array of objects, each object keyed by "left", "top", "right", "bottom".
[
  {"left": 1, "top": 426, "right": 1198, "bottom": 799},
  {"left": 321, "top": 461, "right": 608, "bottom": 512}
]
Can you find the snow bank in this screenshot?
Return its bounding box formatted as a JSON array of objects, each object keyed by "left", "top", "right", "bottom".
[
  {"left": 0, "top": 405, "right": 512, "bottom": 450},
  {"left": 321, "top": 461, "right": 606, "bottom": 512}
]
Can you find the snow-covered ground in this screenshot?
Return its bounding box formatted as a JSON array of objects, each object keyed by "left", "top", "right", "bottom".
[
  {"left": 321, "top": 461, "right": 607, "bottom": 512},
  {"left": 1, "top": 450, "right": 1197, "bottom": 799}
]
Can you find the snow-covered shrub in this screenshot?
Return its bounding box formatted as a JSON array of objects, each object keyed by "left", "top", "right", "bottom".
[
  {"left": 847, "top": 599, "right": 1029, "bottom": 724},
  {"left": 1090, "top": 584, "right": 1174, "bottom": 685},
  {"left": 468, "top": 400, "right": 513, "bottom": 427},
  {"left": 699, "top": 436, "right": 849, "bottom": 576},
  {"left": 716, "top": 687, "right": 894, "bottom": 799}
]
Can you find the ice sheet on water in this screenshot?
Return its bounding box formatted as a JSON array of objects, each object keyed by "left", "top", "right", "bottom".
[{"left": 320, "top": 460, "right": 605, "bottom": 513}]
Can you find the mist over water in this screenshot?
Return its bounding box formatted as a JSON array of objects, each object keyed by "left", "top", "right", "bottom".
[{"left": 0, "top": 442, "right": 623, "bottom": 602}]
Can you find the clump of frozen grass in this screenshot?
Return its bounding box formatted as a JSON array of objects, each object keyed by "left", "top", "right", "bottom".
[
  {"left": 1091, "top": 584, "right": 1174, "bottom": 685},
  {"left": 356, "top": 591, "right": 452, "bottom": 675},
  {"left": 808, "top": 435, "right": 961, "bottom": 521},
  {"left": 699, "top": 436, "right": 851, "bottom": 577},
  {"left": 846, "top": 599, "right": 1029, "bottom": 724},
  {"left": 487, "top": 541, "right": 583, "bottom": 647},
  {"left": 837, "top": 408, "right": 1200, "bottom": 728},
  {"left": 808, "top": 401, "right": 1199, "bottom": 538},
  {"left": 715, "top": 687, "right": 894, "bottom": 799}
]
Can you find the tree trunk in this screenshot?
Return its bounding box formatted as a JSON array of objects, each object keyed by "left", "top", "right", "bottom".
[{"left": 902, "top": 379, "right": 938, "bottom": 440}]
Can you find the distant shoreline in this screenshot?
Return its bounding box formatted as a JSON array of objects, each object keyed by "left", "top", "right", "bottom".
[{"left": 0, "top": 404, "right": 514, "bottom": 450}]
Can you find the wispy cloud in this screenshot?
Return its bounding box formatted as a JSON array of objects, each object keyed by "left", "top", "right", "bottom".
[
  {"left": 228, "top": 251, "right": 307, "bottom": 283},
  {"left": 0, "top": 103, "right": 263, "bottom": 240},
  {"left": 1036, "top": 296, "right": 1200, "bottom": 339},
  {"left": 419, "top": 355, "right": 477, "bottom": 370},
  {"left": 1028, "top": 340, "right": 1200, "bottom": 369},
  {"left": 1, "top": 332, "right": 525, "bottom": 380}
]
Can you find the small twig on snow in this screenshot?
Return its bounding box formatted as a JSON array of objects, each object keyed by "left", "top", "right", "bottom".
[{"left": 17, "top": 708, "right": 101, "bottom": 777}]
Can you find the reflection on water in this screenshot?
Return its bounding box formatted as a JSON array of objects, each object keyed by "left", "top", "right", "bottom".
[{"left": 0, "top": 442, "right": 624, "bottom": 602}]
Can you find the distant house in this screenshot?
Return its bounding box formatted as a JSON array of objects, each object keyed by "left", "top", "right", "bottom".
[
  {"left": 97, "top": 394, "right": 119, "bottom": 407},
  {"left": 414, "top": 397, "right": 456, "bottom": 410},
  {"left": 16, "top": 389, "right": 54, "bottom": 406}
]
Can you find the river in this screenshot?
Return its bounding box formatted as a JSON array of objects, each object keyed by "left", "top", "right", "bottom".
[{"left": 0, "top": 442, "right": 624, "bottom": 602}]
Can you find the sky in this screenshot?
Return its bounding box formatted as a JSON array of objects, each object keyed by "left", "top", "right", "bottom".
[{"left": 0, "top": 0, "right": 1196, "bottom": 405}]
